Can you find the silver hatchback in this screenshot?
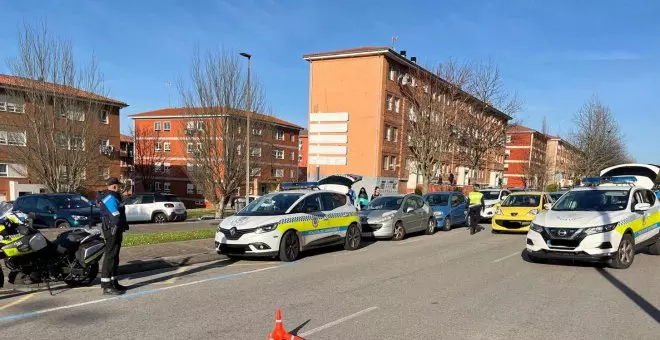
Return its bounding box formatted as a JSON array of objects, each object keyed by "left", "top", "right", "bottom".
[{"left": 358, "top": 194, "right": 436, "bottom": 240}]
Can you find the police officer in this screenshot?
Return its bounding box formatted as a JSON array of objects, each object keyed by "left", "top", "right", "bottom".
[
  {"left": 467, "top": 189, "right": 485, "bottom": 235},
  {"left": 99, "top": 177, "right": 129, "bottom": 295}
]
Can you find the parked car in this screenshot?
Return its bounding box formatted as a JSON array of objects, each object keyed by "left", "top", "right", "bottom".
[
  {"left": 359, "top": 194, "right": 435, "bottom": 240},
  {"left": 478, "top": 188, "right": 511, "bottom": 220},
  {"left": 423, "top": 191, "right": 469, "bottom": 231},
  {"left": 491, "top": 191, "right": 552, "bottom": 233},
  {"left": 124, "top": 193, "right": 187, "bottom": 223},
  {"left": 13, "top": 193, "right": 101, "bottom": 228}
]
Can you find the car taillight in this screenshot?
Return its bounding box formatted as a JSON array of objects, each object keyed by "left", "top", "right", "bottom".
[{"left": 164, "top": 203, "right": 174, "bottom": 208}]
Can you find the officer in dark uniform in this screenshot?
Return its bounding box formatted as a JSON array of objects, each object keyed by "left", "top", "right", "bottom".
[{"left": 99, "top": 177, "right": 129, "bottom": 295}]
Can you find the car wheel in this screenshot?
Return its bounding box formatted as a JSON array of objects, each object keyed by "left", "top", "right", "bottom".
[
  {"left": 609, "top": 233, "right": 635, "bottom": 269},
  {"left": 443, "top": 217, "right": 452, "bottom": 231},
  {"left": 392, "top": 221, "right": 406, "bottom": 241},
  {"left": 57, "top": 221, "right": 71, "bottom": 229},
  {"left": 425, "top": 218, "right": 436, "bottom": 235},
  {"left": 344, "top": 223, "right": 361, "bottom": 250},
  {"left": 649, "top": 240, "right": 660, "bottom": 255},
  {"left": 152, "top": 212, "right": 167, "bottom": 224},
  {"left": 279, "top": 230, "right": 300, "bottom": 262}
]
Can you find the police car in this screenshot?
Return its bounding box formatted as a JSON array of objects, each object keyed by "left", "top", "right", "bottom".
[
  {"left": 215, "top": 185, "right": 361, "bottom": 262},
  {"left": 525, "top": 164, "right": 660, "bottom": 269}
]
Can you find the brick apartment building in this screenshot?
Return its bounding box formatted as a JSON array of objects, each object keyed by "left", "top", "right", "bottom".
[
  {"left": 130, "top": 108, "right": 302, "bottom": 208},
  {"left": 546, "top": 135, "right": 581, "bottom": 187},
  {"left": 0, "top": 74, "right": 126, "bottom": 201},
  {"left": 120, "top": 134, "right": 134, "bottom": 193},
  {"left": 303, "top": 47, "right": 510, "bottom": 194},
  {"left": 298, "top": 129, "right": 308, "bottom": 181},
  {"left": 504, "top": 125, "right": 549, "bottom": 188}
]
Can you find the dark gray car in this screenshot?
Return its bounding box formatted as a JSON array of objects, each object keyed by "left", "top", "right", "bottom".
[{"left": 358, "top": 194, "right": 435, "bottom": 240}]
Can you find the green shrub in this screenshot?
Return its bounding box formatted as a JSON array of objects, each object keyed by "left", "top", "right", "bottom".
[
  {"left": 414, "top": 187, "right": 423, "bottom": 195},
  {"left": 546, "top": 183, "right": 559, "bottom": 192}
]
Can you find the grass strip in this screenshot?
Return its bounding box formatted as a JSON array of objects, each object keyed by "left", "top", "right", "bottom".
[{"left": 123, "top": 228, "right": 215, "bottom": 247}]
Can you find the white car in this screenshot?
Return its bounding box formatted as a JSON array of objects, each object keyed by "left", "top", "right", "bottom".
[
  {"left": 215, "top": 189, "right": 361, "bottom": 261},
  {"left": 124, "top": 193, "right": 188, "bottom": 223},
  {"left": 479, "top": 188, "right": 511, "bottom": 219},
  {"left": 525, "top": 164, "right": 660, "bottom": 269}
]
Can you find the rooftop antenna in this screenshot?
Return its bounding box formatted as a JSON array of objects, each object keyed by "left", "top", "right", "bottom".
[
  {"left": 166, "top": 81, "right": 172, "bottom": 107},
  {"left": 391, "top": 36, "right": 399, "bottom": 49}
]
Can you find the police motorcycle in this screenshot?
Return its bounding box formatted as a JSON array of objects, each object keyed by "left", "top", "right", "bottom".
[{"left": 0, "top": 202, "right": 105, "bottom": 292}]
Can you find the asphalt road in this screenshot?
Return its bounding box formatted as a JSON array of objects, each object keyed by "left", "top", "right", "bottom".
[{"left": 1, "top": 223, "right": 659, "bottom": 339}]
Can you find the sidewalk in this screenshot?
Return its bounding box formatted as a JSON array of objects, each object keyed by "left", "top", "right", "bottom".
[{"left": 117, "top": 238, "right": 224, "bottom": 275}]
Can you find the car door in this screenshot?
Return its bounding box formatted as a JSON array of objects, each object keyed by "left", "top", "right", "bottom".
[
  {"left": 123, "top": 196, "right": 141, "bottom": 222},
  {"left": 633, "top": 189, "right": 657, "bottom": 244},
  {"left": 36, "top": 197, "right": 58, "bottom": 227},
  {"left": 401, "top": 197, "right": 420, "bottom": 232},
  {"left": 294, "top": 193, "right": 329, "bottom": 247},
  {"left": 412, "top": 196, "right": 430, "bottom": 230},
  {"left": 642, "top": 189, "right": 660, "bottom": 241},
  {"left": 16, "top": 196, "right": 40, "bottom": 227},
  {"left": 451, "top": 194, "right": 468, "bottom": 224},
  {"left": 139, "top": 194, "right": 155, "bottom": 221}
]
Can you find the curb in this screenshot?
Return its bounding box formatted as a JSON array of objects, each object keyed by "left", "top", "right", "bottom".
[{"left": 117, "top": 252, "right": 227, "bottom": 275}]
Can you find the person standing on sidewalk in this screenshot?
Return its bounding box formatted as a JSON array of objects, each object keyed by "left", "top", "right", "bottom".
[{"left": 99, "top": 177, "right": 129, "bottom": 295}]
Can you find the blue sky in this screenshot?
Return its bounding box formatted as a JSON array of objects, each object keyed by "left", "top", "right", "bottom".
[{"left": 1, "top": 0, "right": 658, "bottom": 162}]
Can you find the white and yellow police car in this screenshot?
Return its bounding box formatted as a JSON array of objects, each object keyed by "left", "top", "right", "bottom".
[
  {"left": 215, "top": 187, "right": 361, "bottom": 261},
  {"left": 525, "top": 164, "right": 660, "bottom": 269}
]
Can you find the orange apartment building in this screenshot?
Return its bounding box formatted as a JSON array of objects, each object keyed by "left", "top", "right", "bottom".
[
  {"left": 303, "top": 47, "right": 510, "bottom": 194},
  {"left": 504, "top": 125, "right": 549, "bottom": 188},
  {"left": 546, "top": 135, "right": 582, "bottom": 187},
  {"left": 0, "top": 74, "right": 126, "bottom": 201},
  {"left": 130, "top": 108, "right": 302, "bottom": 208}
]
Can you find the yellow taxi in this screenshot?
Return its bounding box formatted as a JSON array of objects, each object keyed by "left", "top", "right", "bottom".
[{"left": 491, "top": 191, "right": 552, "bottom": 233}]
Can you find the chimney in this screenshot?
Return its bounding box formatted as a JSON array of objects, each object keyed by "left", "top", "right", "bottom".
[
  {"left": 400, "top": 50, "right": 407, "bottom": 57},
  {"left": 411, "top": 56, "right": 417, "bottom": 63}
]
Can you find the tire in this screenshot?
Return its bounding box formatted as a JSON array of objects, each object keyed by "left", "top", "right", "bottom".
[
  {"left": 152, "top": 212, "right": 167, "bottom": 224},
  {"left": 344, "top": 223, "right": 362, "bottom": 250},
  {"left": 649, "top": 240, "right": 660, "bottom": 255},
  {"left": 57, "top": 221, "right": 71, "bottom": 229},
  {"left": 425, "top": 218, "right": 436, "bottom": 235},
  {"left": 443, "top": 217, "right": 452, "bottom": 232},
  {"left": 392, "top": 221, "right": 406, "bottom": 241},
  {"left": 65, "top": 262, "right": 99, "bottom": 287},
  {"left": 279, "top": 230, "right": 300, "bottom": 262},
  {"left": 609, "top": 233, "right": 635, "bottom": 269}
]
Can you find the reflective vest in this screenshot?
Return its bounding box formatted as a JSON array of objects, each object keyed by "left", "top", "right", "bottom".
[{"left": 468, "top": 191, "right": 484, "bottom": 205}]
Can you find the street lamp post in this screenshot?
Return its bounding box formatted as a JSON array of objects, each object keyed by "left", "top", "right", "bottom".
[{"left": 240, "top": 52, "right": 252, "bottom": 203}]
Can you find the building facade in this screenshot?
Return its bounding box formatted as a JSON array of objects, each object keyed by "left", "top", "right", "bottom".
[
  {"left": 303, "top": 47, "right": 509, "bottom": 194},
  {"left": 130, "top": 108, "right": 302, "bottom": 208},
  {"left": 120, "top": 134, "right": 135, "bottom": 194},
  {"left": 504, "top": 125, "right": 548, "bottom": 188},
  {"left": 546, "top": 135, "right": 581, "bottom": 187},
  {"left": 0, "top": 74, "right": 126, "bottom": 201},
  {"left": 297, "top": 129, "right": 308, "bottom": 181}
]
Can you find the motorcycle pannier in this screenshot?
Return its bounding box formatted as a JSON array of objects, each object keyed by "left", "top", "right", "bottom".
[
  {"left": 75, "top": 239, "right": 105, "bottom": 265},
  {"left": 28, "top": 233, "right": 48, "bottom": 252}
]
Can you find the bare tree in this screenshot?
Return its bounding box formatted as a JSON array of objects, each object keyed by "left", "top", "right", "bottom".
[
  {"left": 569, "top": 96, "right": 628, "bottom": 177},
  {"left": 130, "top": 125, "right": 167, "bottom": 192},
  {"left": 179, "top": 49, "right": 267, "bottom": 218},
  {"left": 4, "top": 23, "right": 113, "bottom": 192}
]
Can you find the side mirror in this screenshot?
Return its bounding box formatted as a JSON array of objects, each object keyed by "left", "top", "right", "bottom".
[
  {"left": 634, "top": 203, "right": 651, "bottom": 212},
  {"left": 543, "top": 203, "right": 552, "bottom": 210},
  {"left": 405, "top": 207, "right": 415, "bottom": 213}
]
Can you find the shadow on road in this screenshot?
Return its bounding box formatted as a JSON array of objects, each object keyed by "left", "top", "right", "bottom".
[
  {"left": 123, "top": 259, "right": 239, "bottom": 290},
  {"left": 596, "top": 268, "right": 660, "bottom": 323},
  {"left": 290, "top": 319, "right": 311, "bottom": 336},
  {"left": 520, "top": 250, "right": 608, "bottom": 268}
]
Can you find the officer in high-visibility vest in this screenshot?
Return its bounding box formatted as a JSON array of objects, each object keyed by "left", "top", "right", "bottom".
[
  {"left": 467, "top": 190, "right": 485, "bottom": 235},
  {"left": 468, "top": 190, "right": 485, "bottom": 211}
]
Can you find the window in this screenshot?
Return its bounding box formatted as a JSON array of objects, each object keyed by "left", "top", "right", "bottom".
[
  {"left": 0, "top": 95, "right": 24, "bottom": 113},
  {"left": 0, "top": 164, "right": 7, "bottom": 177},
  {"left": 154, "top": 122, "right": 161, "bottom": 131},
  {"left": 273, "top": 149, "right": 284, "bottom": 159},
  {"left": 164, "top": 142, "right": 171, "bottom": 152},
  {"left": 390, "top": 156, "right": 397, "bottom": 170},
  {"left": 251, "top": 147, "right": 262, "bottom": 157},
  {"left": 290, "top": 169, "right": 295, "bottom": 178},
  {"left": 187, "top": 163, "right": 194, "bottom": 173},
  {"left": 394, "top": 98, "right": 400, "bottom": 113},
  {"left": 98, "top": 138, "right": 110, "bottom": 147},
  {"left": 383, "top": 156, "right": 389, "bottom": 170},
  {"left": 505, "top": 149, "right": 511, "bottom": 157},
  {"left": 154, "top": 182, "right": 162, "bottom": 191},
  {"left": 164, "top": 163, "right": 171, "bottom": 173},
  {"left": 99, "top": 110, "right": 109, "bottom": 124},
  {"left": 154, "top": 162, "right": 162, "bottom": 172},
  {"left": 98, "top": 166, "right": 110, "bottom": 179},
  {"left": 187, "top": 183, "right": 195, "bottom": 194},
  {"left": 155, "top": 142, "right": 162, "bottom": 152},
  {"left": 163, "top": 121, "right": 171, "bottom": 131},
  {"left": 290, "top": 151, "right": 295, "bottom": 161},
  {"left": 252, "top": 128, "right": 262, "bottom": 136},
  {"left": 70, "top": 137, "right": 84, "bottom": 151},
  {"left": 504, "top": 163, "right": 509, "bottom": 170},
  {"left": 393, "top": 127, "right": 398, "bottom": 142},
  {"left": 275, "top": 130, "right": 284, "bottom": 141},
  {"left": 290, "top": 135, "right": 296, "bottom": 143},
  {"left": 389, "top": 66, "right": 396, "bottom": 81},
  {"left": 197, "top": 185, "right": 204, "bottom": 194},
  {"left": 272, "top": 168, "right": 284, "bottom": 177},
  {"left": 385, "top": 125, "right": 392, "bottom": 141},
  {"left": 164, "top": 182, "right": 171, "bottom": 192},
  {"left": 0, "top": 131, "right": 27, "bottom": 146},
  {"left": 187, "top": 143, "right": 194, "bottom": 153},
  {"left": 196, "top": 121, "right": 204, "bottom": 131},
  {"left": 251, "top": 168, "right": 261, "bottom": 177},
  {"left": 386, "top": 94, "right": 393, "bottom": 111},
  {"left": 408, "top": 105, "right": 416, "bottom": 121},
  {"left": 506, "top": 135, "right": 511, "bottom": 143}
]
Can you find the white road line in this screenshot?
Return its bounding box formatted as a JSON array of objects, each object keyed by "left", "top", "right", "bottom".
[
  {"left": 493, "top": 252, "right": 520, "bottom": 263},
  {"left": 332, "top": 249, "right": 368, "bottom": 257},
  {"left": 299, "top": 306, "right": 379, "bottom": 337}
]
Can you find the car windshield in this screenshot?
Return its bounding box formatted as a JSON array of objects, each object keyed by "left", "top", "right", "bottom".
[
  {"left": 552, "top": 190, "right": 629, "bottom": 212},
  {"left": 236, "top": 193, "right": 304, "bottom": 216},
  {"left": 501, "top": 194, "right": 541, "bottom": 207},
  {"left": 480, "top": 191, "right": 500, "bottom": 200},
  {"left": 425, "top": 194, "right": 449, "bottom": 206},
  {"left": 53, "top": 195, "right": 92, "bottom": 209},
  {"left": 365, "top": 196, "right": 403, "bottom": 211},
  {"left": 549, "top": 192, "right": 565, "bottom": 200}
]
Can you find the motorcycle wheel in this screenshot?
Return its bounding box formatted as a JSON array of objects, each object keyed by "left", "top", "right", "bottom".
[{"left": 64, "top": 262, "right": 99, "bottom": 287}]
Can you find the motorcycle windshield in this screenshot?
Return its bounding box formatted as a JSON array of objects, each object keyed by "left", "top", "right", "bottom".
[{"left": 0, "top": 201, "right": 14, "bottom": 219}]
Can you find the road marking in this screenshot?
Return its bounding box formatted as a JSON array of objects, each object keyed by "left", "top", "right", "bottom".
[
  {"left": 0, "top": 264, "right": 289, "bottom": 323},
  {"left": 299, "top": 306, "right": 378, "bottom": 337},
  {"left": 0, "top": 293, "right": 36, "bottom": 311},
  {"left": 493, "top": 252, "right": 520, "bottom": 263},
  {"left": 332, "top": 249, "right": 367, "bottom": 257}
]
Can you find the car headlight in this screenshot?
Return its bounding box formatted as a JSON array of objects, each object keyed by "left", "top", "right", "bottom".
[
  {"left": 370, "top": 216, "right": 392, "bottom": 224},
  {"left": 255, "top": 223, "right": 278, "bottom": 234},
  {"left": 495, "top": 208, "right": 503, "bottom": 215},
  {"left": 71, "top": 215, "right": 88, "bottom": 221},
  {"left": 583, "top": 223, "right": 617, "bottom": 235},
  {"left": 433, "top": 211, "right": 444, "bottom": 218},
  {"left": 528, "top": 209, "right": 540, "bottom": 216},
  {"left": 530, "top": 222, "right": 544, "bottom": 233}
]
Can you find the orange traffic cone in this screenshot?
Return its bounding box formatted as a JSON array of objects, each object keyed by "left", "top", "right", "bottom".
[{"left": 268, "top": 309, "right": 304, "bottom": 340}]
